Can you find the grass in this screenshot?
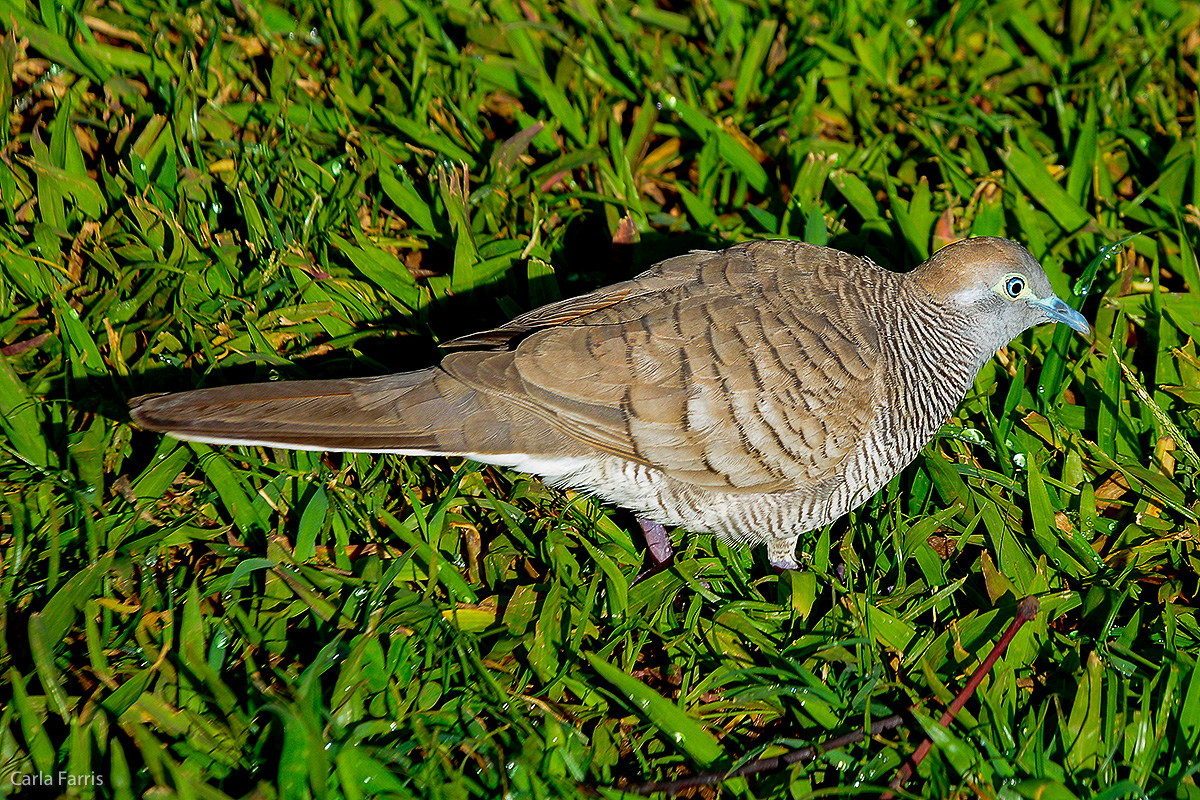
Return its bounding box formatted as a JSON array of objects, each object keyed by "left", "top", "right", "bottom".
[{"left": 2, "top": 0, "right": 1199, "bottom": 797}]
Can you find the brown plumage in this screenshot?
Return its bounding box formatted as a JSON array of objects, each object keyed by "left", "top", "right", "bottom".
[{"left": 130, "top": 237, "right": 1089, "bottom": 568}]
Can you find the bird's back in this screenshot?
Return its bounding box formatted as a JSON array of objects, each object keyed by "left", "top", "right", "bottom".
[{"left": 442, "top": 240, "right": 894, "bottom": 494}]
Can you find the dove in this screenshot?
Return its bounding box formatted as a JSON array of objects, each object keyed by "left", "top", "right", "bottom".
[{"left": 130, "top": 237, "right": 1090, "bottom": 569}]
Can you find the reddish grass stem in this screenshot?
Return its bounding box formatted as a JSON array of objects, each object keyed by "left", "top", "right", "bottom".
[
  {"left": 882, "top": 595, "right": 1040, "bottom": 798},
  {"left": 626, "top": 596, "right": 1040, "bottom": 798},
  {"left": 627, "top": 714, "right": 908, "bottom": 796}
]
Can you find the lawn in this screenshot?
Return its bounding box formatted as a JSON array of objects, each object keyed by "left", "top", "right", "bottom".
[{"left": 2, "top": 0, "right": 1199, "bottom": 797}]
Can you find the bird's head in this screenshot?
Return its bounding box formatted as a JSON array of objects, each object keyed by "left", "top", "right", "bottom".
[{"left": 911, "top": 237, "right": 1090, "bottom": 356}]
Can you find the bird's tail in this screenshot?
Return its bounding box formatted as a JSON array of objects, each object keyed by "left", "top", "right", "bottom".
[{"left": 129, "top": 370, "right": 487, "bottom": 455}]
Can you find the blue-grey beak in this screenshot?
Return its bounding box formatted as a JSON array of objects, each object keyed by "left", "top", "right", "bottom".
[{"left": 1030, "top": 294, "right": 1090, "bottom": 335}]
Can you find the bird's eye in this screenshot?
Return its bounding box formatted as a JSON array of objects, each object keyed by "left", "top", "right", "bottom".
[{"left": 1004, "top": 275, "right": 1026, "bottom": 298}]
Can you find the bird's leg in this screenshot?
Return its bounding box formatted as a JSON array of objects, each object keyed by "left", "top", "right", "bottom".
[
  {"left": 631, "top": 517, "right": 674, "bottom": 585},
  {"left": 639, "top": 518, "right": 674, "bottom": 565},
  {"left": 766, "top": 536, "right": 801, "bottom": 571}
]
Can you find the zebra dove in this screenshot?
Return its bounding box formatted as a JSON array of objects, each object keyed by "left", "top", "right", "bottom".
[{"left": 130, "top": 237, "right": 1090, "bottom": 569}]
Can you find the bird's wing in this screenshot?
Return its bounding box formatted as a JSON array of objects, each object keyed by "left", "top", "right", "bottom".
[{"left": 442, "top": 242, "right": 885, "bottom": 493}]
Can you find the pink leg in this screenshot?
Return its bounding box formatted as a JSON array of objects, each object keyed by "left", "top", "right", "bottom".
[
  {"left": 631, "top": 518, "right": 674, "bottom": 585},
  {"left": 639, "top": 518, "right": 674, "bottom": 565}
]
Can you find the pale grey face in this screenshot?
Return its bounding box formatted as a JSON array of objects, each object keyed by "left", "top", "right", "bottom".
[{"left": 919, "top": 237, "right": 1091, "bottom": 356}]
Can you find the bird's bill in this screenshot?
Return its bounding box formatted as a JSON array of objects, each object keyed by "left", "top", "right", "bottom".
[{"left": 1031, "top": 295, "right": 1091, "bottom": 335}]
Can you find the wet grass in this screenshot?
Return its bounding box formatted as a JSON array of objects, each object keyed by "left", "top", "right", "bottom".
[{"left": 2, "top": 0, "right": 1199, "bottom": 797}]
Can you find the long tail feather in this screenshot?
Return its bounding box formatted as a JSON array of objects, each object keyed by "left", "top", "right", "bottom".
[{"left": 130, "top": 372, "right": 454, "bottom": 453}]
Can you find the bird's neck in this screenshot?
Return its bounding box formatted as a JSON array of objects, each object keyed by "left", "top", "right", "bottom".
[{"left": 885, "top": 281, "right": 986, "bottom": 430}]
